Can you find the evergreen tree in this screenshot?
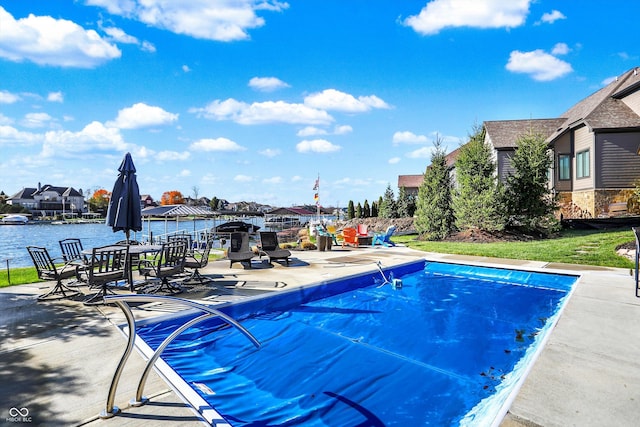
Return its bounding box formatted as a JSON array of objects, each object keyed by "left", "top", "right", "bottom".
[
  {"left": 363, "top": 200, "right": 370, "bottom": 218},
  {"left": 371, "top": 200, "right": 378, "bottom": 217},
  {"left": 414, "top": 138, "right": 455, "bottom": 240},
  {"left": 453, "top": 125, "right": 506, "bottom": 232},
  {"left": 503, "top": 131, "right": 559, "bottom": 234},
  {"left": 379, "top": 184, "right": 398, "bottom": 218},
  {"left": 210, "top": 196, "right": 219, "bottom": 210},
  {"left": 397, "top": 186, "right": 416, "bottom": 218},
  {"left": 347, "top": 200, "right": 355, "bottom": 220},
  {"left": 356, "top": 202, "right": 363, "bottom": 218}
]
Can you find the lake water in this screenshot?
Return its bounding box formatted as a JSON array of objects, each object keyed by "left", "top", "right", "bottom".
[{"left": 0, "top": 218, "right": 254, "bottom": 270}]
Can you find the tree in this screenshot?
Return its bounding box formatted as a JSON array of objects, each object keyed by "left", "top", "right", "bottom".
[
  {"left": 503, "top": 131, "right": 559, "bottom": 234},
  {"left": 453, "top": 125, "right": 506, "bottom": 232},
  {"left": 356, "top": 202, "right": 363, "bottom": 218},
  {"left": 397, "top": 186, "right": 416, "bottom": 218},
  {"left": 191, "top": 186, "right": 200, "bottom": 206},
  {"left": 371, "top": 200, "right": 378, "bottom": 217},
  {"left": 90, "top": 189, "right": 111, "bottom": 211},
  {"left": 363, "top": 200, "right": 370, "bottom": 218},
  {"left": 347, "top": 200, "right": 355, "bottom": 220},
  {"left": 379, "top": 184, "right": 398, "bottom": 218},
  {"left": 160, "top": 190, "right": 185, "bottom": 205},
  {"left": 414, "top": 138, "right": 455, "bottom": 240},
  {"left": 210, "top": 196, "right": 219, "bottom": 210}
]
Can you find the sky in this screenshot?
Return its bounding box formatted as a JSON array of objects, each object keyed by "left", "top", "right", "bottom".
[{"left": 1, "top": 0, "right": 639, "bottom": 208}]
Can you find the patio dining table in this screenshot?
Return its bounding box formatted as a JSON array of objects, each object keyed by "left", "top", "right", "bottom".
[{"left": 83, "top": 243, "right": 163, "bottom": 292}]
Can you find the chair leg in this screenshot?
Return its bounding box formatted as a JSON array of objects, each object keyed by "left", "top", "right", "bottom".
[
  {"left": 83, "top": 284, "right": 119, "bottom": 306},
  {"left": 37, "top": 279, "right": 82, "bottom": 301}
]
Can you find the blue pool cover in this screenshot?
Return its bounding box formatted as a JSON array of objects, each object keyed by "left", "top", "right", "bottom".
[{"left": 135, "top": 260, "right": 578, "bottom": 426}]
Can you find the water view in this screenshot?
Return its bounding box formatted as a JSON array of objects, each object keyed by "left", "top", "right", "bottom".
[{"left": 1, "top": 218, "right": 241, "bottom": 269}]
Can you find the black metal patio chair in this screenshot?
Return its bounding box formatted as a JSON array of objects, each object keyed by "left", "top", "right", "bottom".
[
  {"left": 27, "top": 246, "right": 82, "bottom": 301},
  {"left": 83, "top": 245, "right": 129, "bottom": 306},
  {"left": 183, "top": 239, "right": 213, "bottom": 284},
  {"left": 138, "top": 240, "right": 187, "bottom": 294}
]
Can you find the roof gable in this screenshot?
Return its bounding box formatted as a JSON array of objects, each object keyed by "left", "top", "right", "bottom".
[{"left": 484, "top": 118, "right": 566, "bottom": 149}]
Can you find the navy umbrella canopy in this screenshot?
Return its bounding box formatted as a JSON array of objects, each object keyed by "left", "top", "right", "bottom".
[{"left": 106, "top": 152, "right": 142, "bottom": 241}]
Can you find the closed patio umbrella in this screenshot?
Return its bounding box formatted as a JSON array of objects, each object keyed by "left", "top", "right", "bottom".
[{"left": 106, "top": 152, "right": 142, "bottom": 242}]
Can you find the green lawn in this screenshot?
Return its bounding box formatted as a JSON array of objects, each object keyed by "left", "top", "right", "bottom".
[
  {"left": 1, "top": 228, "right": 635, "bottom": 288},
  {"left": 395, "top": 228, "right": 636, "bottom": 269}
]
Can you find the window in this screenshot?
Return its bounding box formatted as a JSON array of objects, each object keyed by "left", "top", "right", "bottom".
[
  {"left": 576, "top": 150, "right": 590, "bottom": 179},
  {"left": 558, "top": 154, "right": 570, "bottom": 180}
]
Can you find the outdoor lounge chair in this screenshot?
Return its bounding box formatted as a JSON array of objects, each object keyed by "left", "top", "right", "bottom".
[
  {"left": 27, "top": 246, "right": 82, "bottom": 301},
  {"left": 372, "top": 226, "right": 397, "bottom": 247},
  {"left": 356, "top": 224, "right": 370, "bottom": 238},
  {"left": 228, "top": 232, "right": 257, "bottom": 268},
  {"left": 341, "top": 227, "right": 359, "bottom": 248},
  {"left": 83, "top": 245, "right": 129, "bottom": 305},
  {"left": 183, "top": 239, "right": 213, "bottom": 284},
  {"left": 260, "top": 231, "right": 291, "bottom": 266},
  {"left": 138, "top": 240, "right": 187, "bottom": 294}
]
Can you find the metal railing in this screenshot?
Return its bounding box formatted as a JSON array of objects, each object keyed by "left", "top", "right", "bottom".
[{"left": 100, "top": 294, "right": 261, "bottom": 419}]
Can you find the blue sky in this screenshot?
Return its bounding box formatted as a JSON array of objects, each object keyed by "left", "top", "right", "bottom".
[{"left": 1, "top": 1, "right": 638, "bottom": 208}]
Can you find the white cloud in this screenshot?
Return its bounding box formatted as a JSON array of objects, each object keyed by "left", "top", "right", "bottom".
[
  {"left": 392, "top": 131, "right": 428, "bottom": 145},
  {"left": 190, "top": 137, "right": 246, "bottom": 152},
  {"left": 47, "top": 91, "right": 63, "bottom": 102},
  {"left": 551, "top": 42, "right": 570, "bottom": 55},
  {"left": 178, "top": 169, "right": 191, "bottom": 177},
  {"left": 296, "top": 139, "right": 341, "bottom": 153},
  {"left": 0, "top": 6, "right": 121, "bottom": 67},
  {"left": 192, "top": 98, "right": 333, "bottom": 125},
  {"left": 0, "top": 90, "right": 20, "bottom": 104},
  {"left": 407, "top": 146, "right": 433, "bottom": 159},
  {"left": 103, "top": 26, "right": 139, "bottom": 44},
  {"left": 0, "top": 125, "right": 41, "bottom": 144},
  {"left": 0, "top": 114, "right": 14, "bottom": 125},
  {"left": 21, "top": 112, "right": 53, "bottom": 128},
  {"left": 263, "top": 176, "right": 283, "bottom": 184},
  {"left": 42, "top": 121, "right": 128, "bottom": 157},
  {"left": 388, "top": 157, "right": 401, "bottom": 164},
  {"left": 182, "top": 64, "right": 191, "bottom": 73},
  {"left": 156, "top": 150, "right": 190, "bottom": 161},
  {"left": 259, "top": 148, "right": 281, "bottom": 157},
  {"left": 86, "top": 0, "right": 289, "bottom": 42},
  {"left": 297, "top": 126, "right": 327, "bottom": 137},
  {"left": 141, "top": 40, "right": 156, "bottom": 52},
  {"left": 249, "top": 76, "right": 290, "bottom": 92},
  {"left": 334, "top": 125, "right": 353, "bottom": 135},
  {"left": 234, "top": 174, "right": 254, "bottom": 182},
  {"left": 304, "top": 89, "right": 390, "bottom": 112},
  {"left": 506, "top": 49, "right": 573, "bottom": 81},
  {"left": 404, "top": 0, "right": 531, "bottom": 35},
  {"left": 107, "top": 102, "right": 178, "bottom": 129},
  {"left": 540, "top": 10, "right": 566, "bottom": 24}
]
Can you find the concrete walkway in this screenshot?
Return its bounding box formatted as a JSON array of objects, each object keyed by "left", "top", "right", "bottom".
[{"left": 1, "top": 245, "right": 638, "bottom": 426}]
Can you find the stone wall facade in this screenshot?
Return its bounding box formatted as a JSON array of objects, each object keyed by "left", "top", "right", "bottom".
[{"left": 557, "top": 189, "right": 637, "bottom": 218}]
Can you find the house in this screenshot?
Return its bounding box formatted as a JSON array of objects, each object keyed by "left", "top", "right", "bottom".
[
  {"left": 397, "top": 146, "right": 462, "bottom": 195},
  {"left": 140, "top": 194, "right": 156, "bottom": 208},
  {"left": 8, "top": 183, "right": 85, "bottom": 216},
  {"left": 399, "top": 66, "right": 640, "bottom": 219}
]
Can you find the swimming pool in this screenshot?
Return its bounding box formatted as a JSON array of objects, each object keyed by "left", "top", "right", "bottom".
[{"left": 132, "top": 260, "right": 578, "bottom": 426}]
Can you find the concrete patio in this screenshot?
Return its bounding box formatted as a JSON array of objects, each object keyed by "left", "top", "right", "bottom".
[{"left": 1, "top": 245, "right": 638, "bottom": 426}]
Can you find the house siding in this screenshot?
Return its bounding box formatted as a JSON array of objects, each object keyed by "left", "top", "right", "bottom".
[
  {"left": 597, "top": 132, "right": 640, "bottom": 188},
  {"left": 573, "top": 126, "right": 594, "bottom": 190},
  {"left": 496, "top": 150, "right": 515, "bottom": 181},
  {"left": 622, "top": 89, "right": 640, "bottom": 115},
  {"left": 554, "top": 133, "right": 572, "bottom": 192}
]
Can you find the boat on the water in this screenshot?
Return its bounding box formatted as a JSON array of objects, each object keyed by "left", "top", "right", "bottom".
[
  {"left": 0, "top": 214, "right": 29, "bottom": 225},
  {"left": 214, "top": 221, "right": 260, "bottom": 233}
]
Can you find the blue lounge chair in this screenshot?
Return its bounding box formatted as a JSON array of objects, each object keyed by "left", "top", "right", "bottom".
[{"left": 372, "top": 226, "right": 396, "bottom": 247}]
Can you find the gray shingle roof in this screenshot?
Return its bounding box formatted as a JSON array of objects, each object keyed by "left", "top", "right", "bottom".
[
  {"left": 546, "top": 67, "right": 640, "bottom": 142},
  {"left": 484, "top": 118, "right": 566, "bottom": 149}
]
